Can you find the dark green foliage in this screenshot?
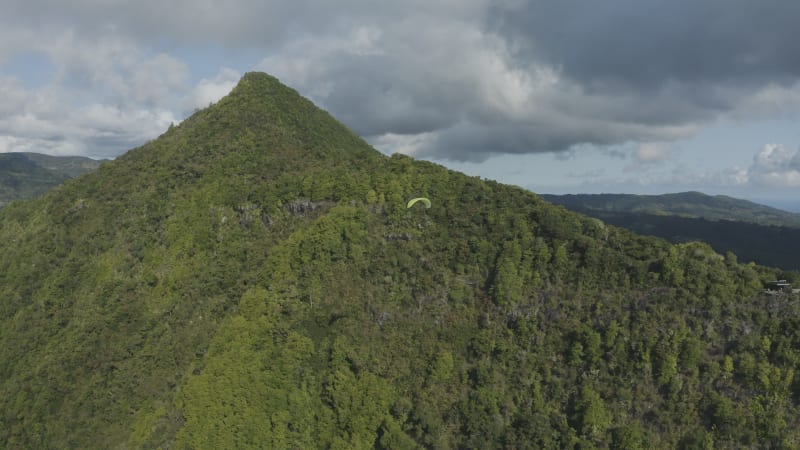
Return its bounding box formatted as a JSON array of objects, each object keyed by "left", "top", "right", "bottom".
[
  {"left": 1, "top": 72, "right": 799, "bottom": 449},
  {"left": 598, "top": 211, "right": 800, "bottom": 271}
]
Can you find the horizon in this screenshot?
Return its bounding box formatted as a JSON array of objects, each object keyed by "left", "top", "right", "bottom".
[{"left": 10, "top": 146, "right": 800, "bottom": 214}]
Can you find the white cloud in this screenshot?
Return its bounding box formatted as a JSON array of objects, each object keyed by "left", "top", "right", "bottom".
[
  {"left": 575, "top": 143, "right": 800, "bottom": 193},
  {"left": 184, "top": 68, "right": 240, "bottom": 113},
  {"left": 729, "top": 81, "right": 800, "bottom": 120},
  {"left": 619, "top": 143, "right": 674, "bottom": 173},
  {"left": 0, "top": 31, "right": 189, "bottom": 157},
  {"left": 635, "top": 143, "right": 673, "bottom": 163},
  {"left": 256, "top": 11, "right": 702, "bottom": 162},
  {"left": 129, "top": 54, "right": 190, "bottom": 107},
  {"left": 669, "top": 165, "right": 751, "bottom": 187},
  {"left": 368, "top": 132, "right": 436, "bottom": 156},
  {"left": 748, "top": 144, "right": 800, "bottom": 187},
  {"left": 0, "top": 76, "right": 34, "bottom": 115}
]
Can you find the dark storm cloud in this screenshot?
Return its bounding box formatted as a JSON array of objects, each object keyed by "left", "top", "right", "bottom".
[
  {"left": 259, "top": 1, "right": 800, "bottom": 161},
  {"left": 417, "top": 116, "right": 691, "bottom": 161},
  {"left": 310, "top": 56, "right": 462, "bottom": 136},
  {"left": 491, "top": 0, "right": 800, "bottom": 89},
  {"left": 409, "top": 0, "right": 800, "bottom": 160}
]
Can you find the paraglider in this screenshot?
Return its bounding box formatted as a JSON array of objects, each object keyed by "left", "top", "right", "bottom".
[{"left": 406, "top": 197, "right": 431, "bottom": 209}]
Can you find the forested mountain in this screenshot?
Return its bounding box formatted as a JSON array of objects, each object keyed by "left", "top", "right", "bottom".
[
  {"left": 0, "top": 152, "right": 103, "bottom": 208},
  {"left": 1, "top": 72, "right": 799, "bottom": 449},
  {"left": 543, "top": 193, "right": 800, "bottom": 271}
]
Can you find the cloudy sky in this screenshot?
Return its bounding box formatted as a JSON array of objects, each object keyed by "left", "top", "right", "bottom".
[{"left": 2, "top": 1, "right": 800, "bottom": 209}]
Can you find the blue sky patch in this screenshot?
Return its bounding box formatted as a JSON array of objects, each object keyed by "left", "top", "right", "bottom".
[{"left": 2, "top": 51, "right": 56, "bottom": 88}]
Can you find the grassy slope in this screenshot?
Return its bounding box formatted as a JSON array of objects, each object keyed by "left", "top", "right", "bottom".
[{"left": 1, "top": 73, "right": 799, "bottom": 449}]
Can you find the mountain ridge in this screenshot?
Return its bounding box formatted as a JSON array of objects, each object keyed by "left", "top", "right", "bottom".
[
  {"left": 541, "top": 191, "right": 800, "bottom": 228},
  {"left": 542, "top": 191, "right": 800, "bottom": 270},
  {"left": 0, "top": 152, "right": 102, "bottom": 208}
]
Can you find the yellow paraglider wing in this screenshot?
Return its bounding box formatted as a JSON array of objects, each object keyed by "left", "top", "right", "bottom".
[{"left": 406, "top": 197, "right": 431, "bottom": 209}]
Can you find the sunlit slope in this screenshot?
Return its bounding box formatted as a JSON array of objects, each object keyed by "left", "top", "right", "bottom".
[{"left": 1, "top": 73, "right": 798, "bottom": 449}]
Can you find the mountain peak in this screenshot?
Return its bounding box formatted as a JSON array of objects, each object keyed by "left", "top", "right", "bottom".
[
  {"left": 213, "top": 71, "right": 303, "bottom": 114},
  {"left": 165, "top": 71, "right": 378, "bottom": 165},
  {"left": 240, "top": 70, "right": 280, "bottom": 83},
  {"left": 89, "top": 71, "right": 382, "bottom": 205},
  {"left": 234, "top": 71, "right": 286, "bottom": 93}
]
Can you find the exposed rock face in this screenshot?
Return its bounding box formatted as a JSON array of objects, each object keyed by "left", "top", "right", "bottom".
[{"left": 283, "top": 199, "right": 323, "bottom": 215}]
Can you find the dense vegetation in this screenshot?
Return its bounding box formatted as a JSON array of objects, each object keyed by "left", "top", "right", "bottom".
[
  {"left": 543, "top": 193, "right": 800, "bottom": 271},
  {"left": 2, "top": 72, "right": 800, "bottom": 449},
  {"left": 0, "top": 152, "right": 103, "bottom": 208}
]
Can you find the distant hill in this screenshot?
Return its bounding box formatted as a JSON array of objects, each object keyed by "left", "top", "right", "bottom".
[
  {"left": 0, "top": 152, "right": 103, "bottom": 208},
  {"left": 3, "top": 73, "right": 800, "bottom": 449},
  {"left": 541, "top": 191, "right": 800, "bottom": 228},
  {"left": 543, "top": 192, "right": 800, "bottom": 270},
  {"left": 20, "top": 152, "right": 106, "bottom": 178}
]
